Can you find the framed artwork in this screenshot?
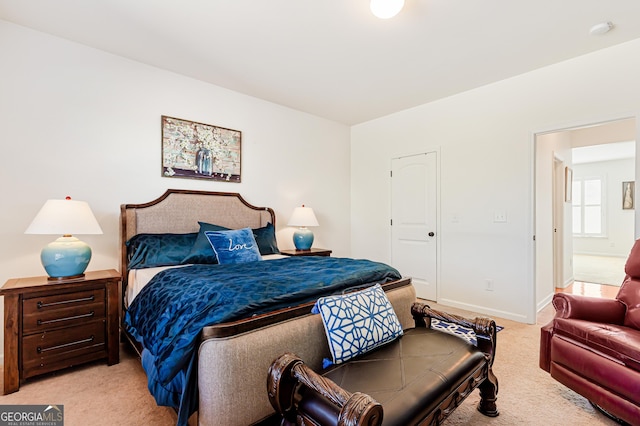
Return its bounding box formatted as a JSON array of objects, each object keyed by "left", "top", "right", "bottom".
[
  {"left": 161, "top": 115, "right": 241, "bottom": 182},
  {"left": 564, "top": 167, "right": 573, "bottom": 202},
  {"left": 623, "top": 181, "right": 635, "bottom": 210}
]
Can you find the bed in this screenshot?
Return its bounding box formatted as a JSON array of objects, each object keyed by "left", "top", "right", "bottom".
[{"left": 119, "top": 189, "right": 416, "bottom": 426}]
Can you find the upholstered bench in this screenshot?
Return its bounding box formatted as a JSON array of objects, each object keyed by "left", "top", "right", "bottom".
[{"left": 267, "top": 302, "right": 499, "bottom": 426}]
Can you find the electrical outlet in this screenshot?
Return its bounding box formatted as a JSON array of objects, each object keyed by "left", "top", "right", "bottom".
[
  {"left": 485, "top": 279, "right": 494, "bottom": 291},
  {"left": 493, "top": 210, "right": 507, "bottom": 223}
]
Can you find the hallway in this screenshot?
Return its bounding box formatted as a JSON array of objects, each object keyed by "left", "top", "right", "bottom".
[{"left": 572, "top": 254, "right": 626, "bottom": 287}]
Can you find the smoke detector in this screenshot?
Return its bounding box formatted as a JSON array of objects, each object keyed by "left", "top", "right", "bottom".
[{"left": 589, "top": 22, "right": 614, "bottom": 36}]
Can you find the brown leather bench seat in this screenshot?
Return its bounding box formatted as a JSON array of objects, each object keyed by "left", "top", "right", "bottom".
[
  {"left": 267, "top": 303, "right": 499, "bottom": 426},
  {"left": 323, "top": 327, "right": 488, "bottom": 425}
]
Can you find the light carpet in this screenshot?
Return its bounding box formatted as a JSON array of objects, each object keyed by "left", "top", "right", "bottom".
[
  {"left": 431, "top": 301, "right": 619, "bottom": 426},
  {"left": 0, "top": 303, "right": 621, "bottom": 426},
  {"left": 573, "top": 254, "right": 626, "bottom": 286}
]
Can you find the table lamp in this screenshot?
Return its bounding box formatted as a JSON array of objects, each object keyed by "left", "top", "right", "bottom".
[
  {"left": 25, "top": 196, "right": 103, "bottom": 280},
  {"left": 287, "top": 205, "right": 319, "bottom": 251}
]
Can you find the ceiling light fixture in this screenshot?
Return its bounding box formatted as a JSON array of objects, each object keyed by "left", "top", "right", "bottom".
[
  {"left": 370, "top": 0, "right": 405, "bottom": 19},
  {"left": 589, "top": 21, "right": 614, "bottom": 36}
]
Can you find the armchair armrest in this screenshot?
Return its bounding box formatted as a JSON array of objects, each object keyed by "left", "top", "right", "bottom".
[
  {"left": 552, "top": 293, "right": 625, "bottom": 324},
  {"left": 540, "top": 294, "right": 626, "bottom": 373},
  {"left": 267, "top": 352, "right": 383, "bottom": 426},
  {"left": 411, "top": 302, "right": 497, "bottom": 367}
]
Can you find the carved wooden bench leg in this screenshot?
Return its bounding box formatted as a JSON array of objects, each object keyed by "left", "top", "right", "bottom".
[
  {"left": 478, "top": 368, "right": 499, "bottom": 417},
  {"left": 267, "top": 352, "right": 383, "bottom": 426},
  {"left": 413, "top": 302, "right": 500, "bottom": 419}
]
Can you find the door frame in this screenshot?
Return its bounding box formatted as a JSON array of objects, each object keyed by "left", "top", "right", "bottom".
[
  {"left": 552, "top": 153, "right": 566, "bottom": 291},
  {"left": 389, "top": 148, "right": 441, "bottom": 301},
  {"left": 531, "top": 113, "right": 639, "bottom": 321}
]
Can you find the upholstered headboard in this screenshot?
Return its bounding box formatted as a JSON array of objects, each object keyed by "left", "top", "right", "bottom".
[{"left": 119, "top": 189, "right": 275, "bottom": 283}]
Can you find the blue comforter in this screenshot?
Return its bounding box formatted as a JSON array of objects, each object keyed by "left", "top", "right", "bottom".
[{"left": 123, "top": 256, "right": 401, "bottom": 424}]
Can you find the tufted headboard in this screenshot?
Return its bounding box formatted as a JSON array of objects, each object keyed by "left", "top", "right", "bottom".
[{"left": 119, "top": 189, "right": 275, "bottom": 285}]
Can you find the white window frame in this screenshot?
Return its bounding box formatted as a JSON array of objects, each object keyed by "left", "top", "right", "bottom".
[{"left": 572, "top": 175, "right": 606, "bottom": 237}]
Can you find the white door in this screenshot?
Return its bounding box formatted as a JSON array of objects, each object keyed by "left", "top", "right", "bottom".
[{"left": 391, "top": 152, "right": 438, "bottom": 300}]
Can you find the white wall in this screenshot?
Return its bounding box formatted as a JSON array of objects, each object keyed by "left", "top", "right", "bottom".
[
  {"left": 352, "top": 38, "right": 640, "bottom": 324},
  {"left": 573, "top": 158, "right": 635, "bottom": 257},
  {"left": 0, "top": 20, "right": 351, "bottom": 357}
]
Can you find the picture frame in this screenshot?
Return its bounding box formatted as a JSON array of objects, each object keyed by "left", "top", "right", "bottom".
[
  {"left": 623, "top": 181, "right": 635, "bottom": 210},
  {"left": 564, "top": 167, "right": 573, "bottom": 202},
  {"left": 161, "top": 115, "right": 241, "bottom": 182}
]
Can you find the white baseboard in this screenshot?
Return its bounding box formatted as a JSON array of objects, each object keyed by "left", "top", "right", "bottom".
[
  {"left": 437, "top": 298, "right": 530, "bottom": 324},
  {"left": 555, "top": 277, "right": 573, "bottom": 289},
  {"left": 537, "top": 293, "right": 554, "bottom": 313},
  {"left": 573, "top": 251, "right": 627, "bottom": 258}
]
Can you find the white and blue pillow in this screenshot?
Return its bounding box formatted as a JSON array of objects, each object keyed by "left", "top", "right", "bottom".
[
  {"left": 205, "top": 228, "right": 262, "bottom": 264},
  {"left": 313, "top": 284, "right": 403, "bottom": 367}
]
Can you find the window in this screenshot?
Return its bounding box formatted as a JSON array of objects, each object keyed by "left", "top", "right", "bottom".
[{"left": 572, "top": 176, "right": 605, "bottom": 236}]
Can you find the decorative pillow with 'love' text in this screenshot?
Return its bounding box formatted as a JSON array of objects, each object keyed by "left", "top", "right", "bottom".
[{"left": 205, "top": 228, "right": 262, "bottom": 264}]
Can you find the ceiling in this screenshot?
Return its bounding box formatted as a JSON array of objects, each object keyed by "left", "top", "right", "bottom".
[
  {"left": 573, "top": 141, "right": 636, "bottom": 165},
  {"left": 2, "top": 1, "right": 640, "bottom": 125}
]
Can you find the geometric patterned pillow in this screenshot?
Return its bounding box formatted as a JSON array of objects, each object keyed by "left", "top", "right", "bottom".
[
  {"left": 312, "top": 284, "right": 403, "bottom": 366},
  {"left": 431, "top": 319, "right": 478, "bottom": 345}
]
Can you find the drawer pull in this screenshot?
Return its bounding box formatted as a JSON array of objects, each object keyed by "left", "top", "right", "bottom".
[
  {"left": 37, "top": 311, "right": 95, "bottom": 326},
  {"left": 37, "top": 295, "right": 95, "bottom": 309},
  {"left": 37, "top": 335, "right": 95, "bottom": 353}
]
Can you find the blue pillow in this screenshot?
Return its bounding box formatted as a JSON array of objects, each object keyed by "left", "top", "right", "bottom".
[
  {"left": 183, "top": 221, "right": 279, "bottom": 264},
  {"left": 181, "top": 222, "right": 230, "bottom": 264},
  {"left": 126, "top": 233, "right": 197, "bottom": 269},
  {"left": 205, "top": 228, "right": 262, "bottom": 264},
  {"left": 252, "top": 222, "right": 280, "bottom": 255},
  {"left": 312, "top": 284, "right": 403, "bottom": 366}
]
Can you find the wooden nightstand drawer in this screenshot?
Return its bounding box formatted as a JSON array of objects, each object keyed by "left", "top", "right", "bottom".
[
  {"left": 23, "top": 288, "right": 106, "bottom": 334},
  {"left": 1, "top": 269, "right": 121, "bottom": 394},
  {"left": 22, "top": 321, "right": 106, "bottom": 378}
]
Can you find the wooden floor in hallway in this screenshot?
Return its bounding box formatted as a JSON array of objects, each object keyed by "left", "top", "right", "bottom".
[
  {"left": 538, "top": 281, "right": 620, "bottom": 325},
  {"left": 556, "top": 280, "right": 619, "bottom": 299}
]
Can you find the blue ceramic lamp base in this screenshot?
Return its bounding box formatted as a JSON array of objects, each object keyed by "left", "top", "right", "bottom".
[
  {"left": 293, "top": 228, "right": 314, "bottom": 251},
  {"left": 41, "top": 235, "right": 92, "bottom": 280}
]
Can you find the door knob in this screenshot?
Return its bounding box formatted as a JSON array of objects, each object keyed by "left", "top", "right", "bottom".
[{"left": 428, "top": 232, "right": 435, "bottom": 237}]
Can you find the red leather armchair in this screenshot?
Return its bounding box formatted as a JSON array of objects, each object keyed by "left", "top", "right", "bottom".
[{"left": 540, "top": 240, "right": 640, "bottom": 425}]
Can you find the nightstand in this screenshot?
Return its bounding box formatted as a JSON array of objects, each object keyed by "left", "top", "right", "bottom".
[
  {"left": 1, "top": 269, "right": 121, "bottom": 394},
  {"left": 280, "top": 248, "right": 332, "bottom": 257}
]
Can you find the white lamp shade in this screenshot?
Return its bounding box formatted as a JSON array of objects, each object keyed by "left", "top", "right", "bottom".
[
  {"left": 287, "top": 206, "right": 319, "bottom": 227},
  {"left": 370, "top": 0, "right": 405, "bottom": 19},
  {"left": 25, "top": 198, "right": 103, "bottom": 235}
]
